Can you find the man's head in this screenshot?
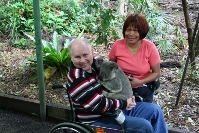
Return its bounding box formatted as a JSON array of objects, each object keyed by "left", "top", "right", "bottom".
[{"left": 68, "top": 38, "right": 94, "bottom": 73}]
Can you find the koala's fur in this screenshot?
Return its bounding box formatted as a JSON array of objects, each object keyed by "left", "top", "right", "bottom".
[{"left": 97, "top": 61, "right": 133, "bottom": 100}]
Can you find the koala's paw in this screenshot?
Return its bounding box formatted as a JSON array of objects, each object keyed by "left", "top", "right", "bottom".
[{"left": 102, "top": 90, "right": 108, "bottom": 95}]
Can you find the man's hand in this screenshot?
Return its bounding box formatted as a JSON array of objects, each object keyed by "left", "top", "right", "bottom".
[{"left": 126, "top": 96, "right": 136, "bottom": 110}]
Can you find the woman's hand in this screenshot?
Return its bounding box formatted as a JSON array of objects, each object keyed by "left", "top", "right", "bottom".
[
  {"left": 128, "top": 76, "right": 143, "bottom": 88},
  {"left": 126, "top": 96, "right": 136, "bottom": 110}
]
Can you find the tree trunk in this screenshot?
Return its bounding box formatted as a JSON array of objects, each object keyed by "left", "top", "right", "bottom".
[
  {"left": 117, "top": 0, "right": 128, "bottom": 15},
  {"left": 192, "top": 13, "right": 199, "bottom": 56},
  {"left": 181, "top": 0, "right": 195, "bottom": 67},
  {"left": 194, "top": 30, "right": 199, "bottom": 56}
]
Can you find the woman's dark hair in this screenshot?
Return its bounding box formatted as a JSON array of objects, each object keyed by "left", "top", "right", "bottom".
[{"left": 122, "top": 13, "right": 149, "bottom": 39}]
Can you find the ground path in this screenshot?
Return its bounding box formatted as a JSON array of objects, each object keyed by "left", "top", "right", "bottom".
[{"left": 0, "top": 109, "right": 58, "bottom": 133}]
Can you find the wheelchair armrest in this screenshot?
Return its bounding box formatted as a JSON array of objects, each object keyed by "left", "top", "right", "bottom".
[
  {"left": 102, "top": 110, "right": 118, "bottom": 117},
  {"left": 75, "top": 107, "right": 118, "bottom": 117},
  {"left": 74, "top": 107, "right": 87, "bottom": 112}
]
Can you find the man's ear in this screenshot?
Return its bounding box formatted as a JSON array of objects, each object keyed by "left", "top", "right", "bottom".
[{"left": 92, "top": 49, "right": 94, "bottom": 56}]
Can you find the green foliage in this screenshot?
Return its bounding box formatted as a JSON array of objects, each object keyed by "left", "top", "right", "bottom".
[
  {"left": 61, "top": 0, "right": 96, "bottom": 35},
  {"left": 156, "top": 40, "right": 178, "bottom": 55},
  {"left": 82, "top": 0, "right": 122, "bottom": 46},
  {"left": 1, "top": 0, "right": 120, "bottom": 45},
  {"left": 13, "top": 38, "right": 31, "bottom": 49},
  {"left": 174, "top": 26, "right": 187, "bottom": 49},
  {"left": 177, "top": 57, "right": 199, "bottom": 82},
  {"left": 25, "top": 31, "right": 72, "bottom": 79},
  {"left": 128, "top": 0, "right": 185, "bottom": 55},
  {"left": 94, "top": 8, "right": 119, "bottom": 46},
  {"left": 0, "top": 2, "right": 24, "bottom": 40}
]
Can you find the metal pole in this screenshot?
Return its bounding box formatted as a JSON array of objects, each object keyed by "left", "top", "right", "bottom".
[{"left": 33, "top": 0, "right": 46, "bottom": 120}]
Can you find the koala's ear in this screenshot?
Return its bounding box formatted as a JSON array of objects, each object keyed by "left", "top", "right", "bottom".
[
  {"left": 110, "top": 62, "right": 118, "bottom": 69},
  {"left": 97, "top": 58, "right": 104, "bottom": 66},
  {"left": 94, "top": 56, "right": 104, "bottom": 67}
]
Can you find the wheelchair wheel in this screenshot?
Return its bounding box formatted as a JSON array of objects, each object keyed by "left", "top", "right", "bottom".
[{"left": 49, "top": 122, "right": 93, "bottom": 133}]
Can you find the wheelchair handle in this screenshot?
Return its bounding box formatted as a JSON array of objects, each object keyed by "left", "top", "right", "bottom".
[{"left": 52, "top": 84, "right": 66, "bottom": 89}]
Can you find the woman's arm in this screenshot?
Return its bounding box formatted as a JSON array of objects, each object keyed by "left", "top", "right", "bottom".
[{"left": 140, "top": 63, "right": 160, "bottom": 84}]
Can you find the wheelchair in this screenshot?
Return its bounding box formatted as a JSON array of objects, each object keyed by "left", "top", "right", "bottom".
[{"left": 49, "top": 84, "right": 125, "bottom": 133}]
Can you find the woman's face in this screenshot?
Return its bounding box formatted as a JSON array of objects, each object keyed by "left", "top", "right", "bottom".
[{"left": 125, "top": 25, "right": 140, "bottom": 45}]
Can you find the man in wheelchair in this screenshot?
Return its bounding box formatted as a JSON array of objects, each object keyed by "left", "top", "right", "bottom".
[{"left": 66, "top": 38, "right": 168, "bottom": 133}]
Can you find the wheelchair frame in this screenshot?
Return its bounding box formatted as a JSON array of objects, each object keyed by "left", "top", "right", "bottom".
[{"left": 49, "top": 85, "right": 125, "bottom": 133}]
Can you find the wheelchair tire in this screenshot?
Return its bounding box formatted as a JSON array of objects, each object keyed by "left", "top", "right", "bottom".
[{"left": 49, "top": 122, "right": 93, "bottom": 133}]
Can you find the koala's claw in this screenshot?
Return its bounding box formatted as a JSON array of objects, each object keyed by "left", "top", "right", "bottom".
[{"left": 102, "top": 90, "right": 108, "bottom": 95}]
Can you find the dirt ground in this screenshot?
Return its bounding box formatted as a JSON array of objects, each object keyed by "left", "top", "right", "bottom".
[
  {"left": 0, "top": 0, "right": 199, "bottom": 132},
  {"left": 0, "top": 109, "right": 58, "bottom": 133}
]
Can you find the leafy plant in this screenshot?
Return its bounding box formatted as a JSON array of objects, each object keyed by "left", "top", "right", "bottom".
[
  {"left": 174, "top": 26, "right": 187, "bottom": 49},
  {"left": 177, "top": 57, "right": 199, "bottom": 82},
  {"left": 94, "top": 8, "right": 118, "bottom": 46},
  {"left": 13, "top": 38, "right": 30, "bottom": 49},
  {"left": 24, "top": 31, "right": 72, "bottom": 79},
  {"left": 156, "top": 40, "right": 178, "bottom": 55},
  {"left": 82, "top": 0, "right": 122, "bottom": 46},
  {"left": 0, "top": 2, "right": 23, "bottom": 41}
]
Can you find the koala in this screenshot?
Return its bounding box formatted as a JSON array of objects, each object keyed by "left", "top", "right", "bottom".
[{"left": 97, "top": 61, "right": 133, "bottom": 100}]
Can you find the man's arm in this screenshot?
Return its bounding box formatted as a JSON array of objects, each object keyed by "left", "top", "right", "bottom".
[
  {"left": 67, "top": 70, "right": 127, "bottom": 114},
  {"left": 69, "top": 78, "right": 127, "bottom": 113}
]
